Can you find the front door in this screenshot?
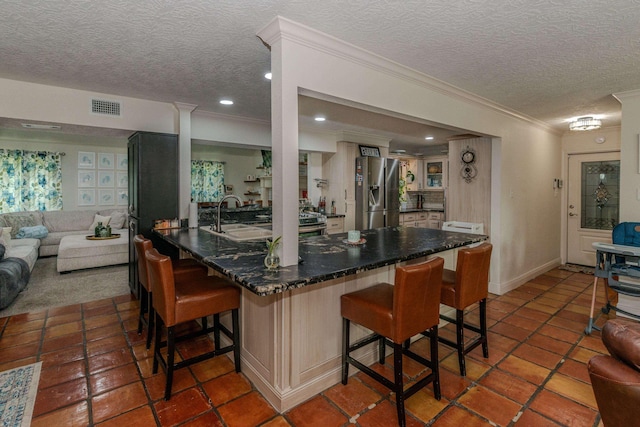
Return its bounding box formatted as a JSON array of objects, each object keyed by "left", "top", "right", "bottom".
[{"left": 567, "top": 152, "right": 620, "bottom": 266}]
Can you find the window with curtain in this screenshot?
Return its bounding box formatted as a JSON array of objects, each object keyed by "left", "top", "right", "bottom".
[
  {"left": 0, "top": 149, "right": 63, "bottom": 212},
  {"left": 191, "top": 160, "right": 225, "bottom": 202}
]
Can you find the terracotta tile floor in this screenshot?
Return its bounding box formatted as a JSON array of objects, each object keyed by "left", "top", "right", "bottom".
[{"left": 0, "top": 267, "right": 614, "bottom": 426}]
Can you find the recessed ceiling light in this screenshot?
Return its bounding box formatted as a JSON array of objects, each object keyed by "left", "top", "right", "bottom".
[
  {"left": 219, "top": 99, "right": 234, "bottom": 105},
  {"left": 314, "top": 116, "right": 326, "bottom": 122},
  {"left": 264, "top": 72, "right": 272, "bottom": 80},
  {"left": 425, "top": 136, "right": 434, "bottom": 140},
  {"left": 21, "top": 123, "right": 61, "bottom": 130}
]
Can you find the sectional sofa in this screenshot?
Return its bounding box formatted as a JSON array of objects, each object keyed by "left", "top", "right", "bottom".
[{"left": 0, "top": 208, "right": 130, "bottom": 309}]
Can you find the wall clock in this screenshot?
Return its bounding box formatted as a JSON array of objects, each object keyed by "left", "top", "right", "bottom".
[{"left": 460, "top": 146, "right": 477, "bottom": 183}]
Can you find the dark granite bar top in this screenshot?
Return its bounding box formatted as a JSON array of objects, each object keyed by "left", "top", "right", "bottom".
[{"left": 155, "top": 226, "right": 487, "bottom": 296}]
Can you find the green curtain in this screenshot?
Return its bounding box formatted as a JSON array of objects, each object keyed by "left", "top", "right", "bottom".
[
  {"left": 0, "top": 149, "right": 63, "bottom": 212},
  {"left": 191, "top": 160, "right": 225, "bottom": 202}
]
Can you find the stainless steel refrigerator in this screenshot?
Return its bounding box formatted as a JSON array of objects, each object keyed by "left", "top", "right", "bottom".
[{"left": 355, "top": 157, "right": 400, "bottom": 230}]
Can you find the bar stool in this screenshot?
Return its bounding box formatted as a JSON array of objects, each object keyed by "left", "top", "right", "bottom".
[
  {"left": 435, "top": 242, "right": 492, "bottom": 377},
  {"left": 133, "top": 234, "right": 208, "bottom": 349},
  {"left": 341, "top": 257, "right": 444, "bottom": 427},
  {"left": 145, "top": 247, "right": 241, "bottom": 400}
]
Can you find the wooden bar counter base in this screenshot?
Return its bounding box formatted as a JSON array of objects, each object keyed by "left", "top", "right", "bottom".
[{"left": 156, "top": 226, "right": 487, "bottom": 412}]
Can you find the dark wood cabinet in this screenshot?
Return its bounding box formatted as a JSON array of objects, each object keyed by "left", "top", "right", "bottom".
[{"left": 127, "top": 131, "right": 179, "bottom": 296}]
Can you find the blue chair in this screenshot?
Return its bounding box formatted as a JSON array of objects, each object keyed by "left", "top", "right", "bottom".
[{"left": 604, "top": 222, "right": 640, "bottom": 320}]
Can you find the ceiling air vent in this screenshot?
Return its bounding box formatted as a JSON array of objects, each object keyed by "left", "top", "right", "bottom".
[{"left": 91, "top": 99, "right": 121, "bottom": 117}]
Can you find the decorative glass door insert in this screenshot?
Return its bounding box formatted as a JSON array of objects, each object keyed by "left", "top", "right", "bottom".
[{"left": 580, "top": 160, "right": 620, "bottom": 230}]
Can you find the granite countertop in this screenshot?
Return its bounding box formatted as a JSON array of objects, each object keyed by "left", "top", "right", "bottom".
[{"left": 155, "top": 227, "right": 487, "bottom": 296}]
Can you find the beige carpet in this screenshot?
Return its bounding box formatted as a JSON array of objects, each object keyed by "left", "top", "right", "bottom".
[{"left": 0, "top": 257, "right": 129, "bottom": 317}]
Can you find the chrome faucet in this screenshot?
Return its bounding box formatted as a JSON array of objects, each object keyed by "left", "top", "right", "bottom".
[{"left": 214, "top": 195, "right": 243, "bottom": 233}]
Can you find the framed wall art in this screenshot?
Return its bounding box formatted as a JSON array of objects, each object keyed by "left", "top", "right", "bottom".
[
  {"left": 78, "top": 189, "right": 95, "bottom": 206},
  {"left": 99, "top": 189, "right": 115, "bottom": 205},
  {"left": 117, "top": 172, "right": 128, "bottom": 188},
  {"left": 117, "top": 190, "right": 128, "bottom": 206},
  {"left": 78, "top": 151, "right": 95, "bottom": 169},
  {"left": 98, "top": 171, "right": 114, "bottom": 187},
  {"left": 98, "top": 153, "right": 115, "bottom": 169},
  {"left": 78, "top": 171, "right": 95, "bottom": 188},
  {"left": 117, "top": 153, "right": 128, "bottom": 171}
]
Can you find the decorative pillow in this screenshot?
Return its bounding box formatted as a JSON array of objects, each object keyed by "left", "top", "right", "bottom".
[
  {"left": 0, "top": 228, "right": 9, "bottom": 250},
  {"left": 16, "top": 225, "right": 49, "bottom": 239},
  {"left": 3, "top": 213, "right": 41, "bottom": 238},
  {"left": 0, "top": 242, "right": 5, "bottom": 260},
  {"left": 89, "top": 214, "right": 111, "bottom": 231},
  {"left": 109, "top": 210, "right": 127, "bottom": 229}
]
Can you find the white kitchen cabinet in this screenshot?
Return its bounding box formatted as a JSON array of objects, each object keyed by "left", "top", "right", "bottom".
[
  {"left": 322, "top": 142, "right": 358, "bottom": 231},
  {"left": 326, "top": 217, "right": 344, "bottom": 235},
  {"left": 425, "top": 156, "right": 447, "bottom": 189},
  {"left": 426, "top": 211, "right": 444, "bottom": 229},
  {"left": 405, "top": 158, "right": 424, "bottom": 191}
]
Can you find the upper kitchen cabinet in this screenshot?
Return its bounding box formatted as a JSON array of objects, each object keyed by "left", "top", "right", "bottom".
[
  {"left": 404, "top": 158, "right": 423, "bottom": 191},
  {"left": 425, "top": 156, "right": 448, "bottom": 189}
]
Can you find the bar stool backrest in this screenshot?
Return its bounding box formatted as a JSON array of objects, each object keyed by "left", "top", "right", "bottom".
[
  {"left": 453, "top": 243, "right": 493, "bottom": 308},
  {"left": 145, "top": 248, "right": 177, "bottom": 326},
  {"left": 393, "top": 257, "right": 444, "bottom": 342},
  {"left": 133, "top": 234, "right": 153, "bottom": 291}
]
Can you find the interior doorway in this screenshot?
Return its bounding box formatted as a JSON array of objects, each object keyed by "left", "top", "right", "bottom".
[{"left": 567, "top": 152, "right": 620, "bottom": 266}]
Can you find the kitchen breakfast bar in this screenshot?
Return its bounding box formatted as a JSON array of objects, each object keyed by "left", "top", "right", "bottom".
[{"left": 155, "top": 226, "right": 487, "bottom": 411}]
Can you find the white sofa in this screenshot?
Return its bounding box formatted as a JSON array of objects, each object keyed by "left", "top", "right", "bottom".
[{"left": 0, "top": 209, "right": 129, "bottom": 272}]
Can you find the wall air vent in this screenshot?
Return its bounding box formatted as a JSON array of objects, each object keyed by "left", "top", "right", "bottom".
[{"left": 91, "top": 99, "right": 121, "bottom": 117}]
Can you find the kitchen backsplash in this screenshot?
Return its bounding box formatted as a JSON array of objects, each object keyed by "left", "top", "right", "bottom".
[{"left": 406, "top": 191, "right": 445, "bottom": 210}]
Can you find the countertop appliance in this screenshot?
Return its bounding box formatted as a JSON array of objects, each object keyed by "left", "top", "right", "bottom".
[
  {"left": 355, "top": 156, "right": 400, "bottom": 230},
  {"left": 298, "top": 211, "right": 327, "bottom": 237}
]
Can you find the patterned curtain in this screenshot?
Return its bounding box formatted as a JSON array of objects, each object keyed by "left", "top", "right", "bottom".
[
  {"left": 0, "top": 149, "right": 63, "bottom": 212},
  {"left": 191, "top": 160, "right": 225, "bottom": 202}
]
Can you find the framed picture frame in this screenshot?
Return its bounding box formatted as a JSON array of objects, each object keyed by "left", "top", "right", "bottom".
[
  {"left": 117, "top": 190, "right": 129, "bottom": 206},
  {"left": 117, "top": 172, "right": 128, "bottom": 188},
  {"left": 78, "top": 171, "right": 95, "bottom": 188},
  {"left": 98, "top": 171, "right": 114, "bottom": 187},
  {"left": 99, "top": 189, "right": 115, "bottom": 205},
  {"left": 117, "top": 153, "right": 128, "bottom": 171},
  {"left": 359, "top": 145, "right": 381, "bottom": 157},
  {"left": 78, "top": 151, "right": 95, "bottom": 169},
  {"left": 78, "top": 189, "right": 95, "bottom": 206},
  {"left": 98, "top": 153, "right": 114, "bottom": 169}
]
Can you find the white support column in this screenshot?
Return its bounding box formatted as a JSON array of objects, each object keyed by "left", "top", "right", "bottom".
[
  {"left": 270, "top": 35, "right": 300, "bottom": 266},
  {"left": 174, "top": 102, "right": 198, "bottom": 221}
]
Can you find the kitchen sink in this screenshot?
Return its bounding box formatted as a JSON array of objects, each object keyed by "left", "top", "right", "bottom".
[{"left": 200, "top": 224, "right": 272, "bottom": 242}]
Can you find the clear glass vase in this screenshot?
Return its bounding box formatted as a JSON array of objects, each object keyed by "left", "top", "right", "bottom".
[{"left": 264, "top": 252, "right": 279, "bottom": 270}]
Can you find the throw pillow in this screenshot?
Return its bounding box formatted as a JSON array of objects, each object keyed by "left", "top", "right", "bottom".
[
  {"left": 16, "top": 225, "right": 49, "bottom": 239},
  {"left": 109, "top": 210, "right": 127, "bottom": 229},
  {"left": 89, "top": 214, "right": 111, "bottom": 231},
  {"left": 4, "top": 214, "right": 39, "bottom": 238},
  {"left": 0, "top": 228, "right": 8, "bottom": 249}
]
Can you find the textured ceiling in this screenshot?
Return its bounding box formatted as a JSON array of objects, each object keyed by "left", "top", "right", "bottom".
[{"left": 2, "top": 0, "right": 639, "bottom": 151}]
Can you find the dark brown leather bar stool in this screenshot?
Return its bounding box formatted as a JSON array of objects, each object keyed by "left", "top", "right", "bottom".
[
  {"left": 145, "top": 247, "right": 241, "bottom": 400},
  {"left": 133, "top": 234, "right": 208, "bottom": 349},
  {"left": 588, "top": 318, "right": 640, "bottom": 426},
  {"left": 435, "top": 242, "right": 492, "bottom": 377},
  {"left": 341, "top": 257, "right": 444, "bottom": 427}
]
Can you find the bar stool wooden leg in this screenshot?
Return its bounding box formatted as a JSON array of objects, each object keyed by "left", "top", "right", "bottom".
[
  {"left": 213, "top": 313, "right": 221, "bottom": 349},
  {"left": 146, "top": 292, "right": 154, "bottom": 350},
  {"left": 341, "top": 318, "right": 350, "bottom": 385},
  {"left": 480, "top": 299, "right": 489, "bottom": 358},
  {"left": 165, "top": 326, "right": 176, "bottom": 400},
  {"left": 393, "top": 343, "right": 405, "bottom": 425},
  {"left": 455, "top": 309, "right": 466, "bottom": 376},
  {"left": 232, "top": 309, "right": 241, "bottom": 372}
]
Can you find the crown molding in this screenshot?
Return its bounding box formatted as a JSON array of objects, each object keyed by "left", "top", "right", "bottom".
[{"left": 257, "top": 16, "right": 555, "bottom": 135}]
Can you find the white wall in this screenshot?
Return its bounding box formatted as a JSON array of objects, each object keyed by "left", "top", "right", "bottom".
[
  {"left": 0, "top": 78, "right": 176, "bottom": 134},
  {"left": 614, "top": 90, "right": 640, "bottom": 221},
  {"left": 0, "top": 132, "right": 127, "bottom": 211}
]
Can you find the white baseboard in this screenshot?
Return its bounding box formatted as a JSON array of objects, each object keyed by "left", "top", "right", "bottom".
[{"left": 489, "top": 258, "right": 562, "bottom": 295}]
